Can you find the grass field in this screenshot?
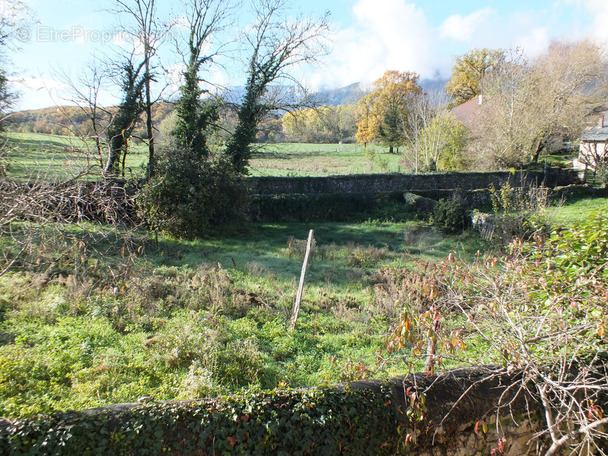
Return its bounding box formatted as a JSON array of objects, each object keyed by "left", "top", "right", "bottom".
[
  {"left": 1, "top": 131, "right": 607, "bottom": 419},
  {"left": 0, "top": 212, "right": 490, "bottom": 417},
  {"left": 249, "top": 143, "right": 405, "bottom": 176},
  {"left": 1, "top": 191, "right": 606, "bottom": 418},
  {"left": 3, "top": 132, "right": 149, "bottom": 179},
  {"left": 3, "top": 133, "right": 405, "bottom": 179}
]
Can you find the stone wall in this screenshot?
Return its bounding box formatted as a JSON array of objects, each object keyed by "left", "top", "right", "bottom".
[
  {"left": 1, "top": 366, "right": 574, "bottom": 455},
  {"left": 248, "top": 169, "right": 579, "bottom": 196}
]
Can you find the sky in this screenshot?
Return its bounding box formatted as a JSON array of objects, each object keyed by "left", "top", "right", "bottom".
[{"left": 5, "top": 0, "right": 608, "bottom": 111}]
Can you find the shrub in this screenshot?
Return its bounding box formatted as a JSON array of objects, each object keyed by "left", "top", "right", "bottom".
[
  {"left": 141, "top": 151, "right": 249, "bottom": 239},
  {"left": 431, "top": 199, "right": 467, "bottom": 233},
  {"left": 0, "top": 387, "right": 401, "bottom": 456},
  {"left": 386, "top": 215, "right": 608, "bottom": 454}
]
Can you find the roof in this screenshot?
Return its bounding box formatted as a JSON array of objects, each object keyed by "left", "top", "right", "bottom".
[
  {"left": 450, "top": 97, "right": 481, "bottom": 129},
  {"left": 581, "top": 126, "right": 608, "bottom": 142}
]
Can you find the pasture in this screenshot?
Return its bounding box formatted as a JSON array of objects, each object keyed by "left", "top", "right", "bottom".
[
  {"left": 1, "top": 192, "right": 607, "bottom": 417},
  {"left": 2, "top": 132, "right": 148, "bottom": 179},
  {"left": 2, "top": 133, "right": 405, "bottom": 179}
]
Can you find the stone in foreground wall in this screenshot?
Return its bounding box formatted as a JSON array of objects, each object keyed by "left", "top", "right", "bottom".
[{"left": 1, "top": 366, "right": 565, "bottom": 455}]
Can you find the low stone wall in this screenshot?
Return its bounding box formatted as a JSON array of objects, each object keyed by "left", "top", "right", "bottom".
[
  {"left": 1, "top": 366, "right": 567, "bottom": 455},
  {"left": 248, "top": 169, "right": 579, "bottom": 196}
]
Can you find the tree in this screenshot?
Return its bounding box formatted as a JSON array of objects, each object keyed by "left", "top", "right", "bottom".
[
  {"left": 112, "top": 0, "right": 166, "bottom": 178},
  {"left": 445, "top": 48, "right": 504, "bottom": 107},
  {"left": 105, "top": 58, "right": 146, "bottom": 175},
  {"left": 56, "top": 60, "right": 113, "bottom": 169},
  {"left": 354, "top": 92, "right": 380, "bottom": 149},
  {"left": 171, "top": 0, "right": 232, "bottom": 159},
  {"left": 143, "top": 0, "right": 248, "bottom": 239},
  {"left": 282, "top": 105, "right": 356, "bottom": 143},
  {"left": 355, "top": 70, "right": 423, "bottom": 154},
  {"left": 578, "top": 141, "right": 608, "bottom": 188},
  {"left": 527, "top": 40, "right": 608, "bottom": 163},
  {"left": 401, "top": 93, "right": 468, "bottom": 172},
  {"left": 412, "top": 111, "right": 468, "bottom": 171},
  {"left": 476, "top": 41, "right": 608, "bottom": 168},
  {"left": 0, "top": 0, "right": 29, "bottom": 125},
  {"left": 225, "top": 0, "right": 330, "bottom": 174}
]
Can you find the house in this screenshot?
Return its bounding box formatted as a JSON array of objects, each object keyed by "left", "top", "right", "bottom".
[
  {"left": 450, "top": 95, "right": 483, "bottom": 134},
  {"left": 575, "top": 114, "right": 608, "bottom": 171}
]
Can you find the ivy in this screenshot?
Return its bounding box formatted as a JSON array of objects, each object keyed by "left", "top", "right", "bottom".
[{"left": 0, "top": 386, "right": 404, "bottom": 455}]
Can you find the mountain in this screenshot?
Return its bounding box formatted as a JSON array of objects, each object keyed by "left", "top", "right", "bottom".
[
  {"left": 310, "top": 83, "right": 366, "bottom": 106},
  {"left": 310, "top": 78, "right": 449, "bottom": 106},
  {"left": 4, "top": 79, "right": 450, "bottom": 136}
]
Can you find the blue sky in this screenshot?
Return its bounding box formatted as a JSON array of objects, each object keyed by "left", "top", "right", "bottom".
[{"left": 7, "top": 0, "right": 608, "bottom": 110}]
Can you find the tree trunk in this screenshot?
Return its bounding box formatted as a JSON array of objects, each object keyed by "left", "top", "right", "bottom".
[
  {"left": 145, "top": 59, "right": 155, "bottom": 180},
  {"left": 531, "top": 139, "right": 546, "bottom": 163}
]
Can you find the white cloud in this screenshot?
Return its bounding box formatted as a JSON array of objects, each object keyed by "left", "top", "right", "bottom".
[
  {"left": 308, "top": 0, "right": 437, "bottom": 89},
  {"left": 308, "top": 0, "right": 570, "bottom": 91},
  {"left": 10, "top": 77, "right": 71, "bottom": 110},
  {"left": 514, "top": 27, "right": 552, "bottom": 58},
  {"left": 576, "top": 0, "right": 608, "bottom": 43},
  {"left": 439, "top": 7, "right": 494, "bottom": 42}
]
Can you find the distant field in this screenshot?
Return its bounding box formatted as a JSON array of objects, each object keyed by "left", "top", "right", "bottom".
[
  {"left": 249, "top": 143, "right": 405, "bottom": 176},
  {"left": 2, "top": 132, "right": 148, "bottom": 179},
  {"left": 3, "top": 133, "right": 405, "bottom": 179}
]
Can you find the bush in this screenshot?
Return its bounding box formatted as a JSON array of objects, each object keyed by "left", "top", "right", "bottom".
[
  {"left": 141, "top": 151, "right": 249, "bottom": 239},
  {"left": 431, "top": 199, "right": 467, "bottom": 233}
]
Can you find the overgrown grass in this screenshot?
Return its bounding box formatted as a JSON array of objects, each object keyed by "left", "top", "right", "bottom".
[{"left": 0, "top": 218, "right": 489, "bottom": 418}]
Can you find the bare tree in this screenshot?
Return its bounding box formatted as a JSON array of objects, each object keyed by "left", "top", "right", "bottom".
[
  {"left": 578, "top": 141, "right": 608, "bottom": 188},
  {"left": 476, "top": 41, "right": 608, "bottom": 169},
  {"left": 225, "top": 0, "right": 330, "bottom": 173},
  {"left": 0, "top": 0, "right": 30, "bottom": 127},
  {"left": 528, "top": 40, "right": 608, "bottom": 163},
  {"left": 56, "top": 59, "right": 113, "bottom": 170}
]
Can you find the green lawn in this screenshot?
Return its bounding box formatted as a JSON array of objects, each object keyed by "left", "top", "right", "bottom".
[{"left": 546, "top": 196, "right": 608, "bottom": 225}]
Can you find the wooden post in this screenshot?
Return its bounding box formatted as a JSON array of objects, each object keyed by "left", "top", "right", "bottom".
[{"left": 290, "top": 229, "right": 314, "bottom": 330}]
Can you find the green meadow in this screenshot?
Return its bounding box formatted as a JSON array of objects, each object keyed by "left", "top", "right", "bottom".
[{"left": 2, "top": 133, "right": 405, "bottom": 179}]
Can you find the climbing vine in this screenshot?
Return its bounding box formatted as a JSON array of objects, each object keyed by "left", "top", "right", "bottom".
[{"left": 0, "top": 386, "right": 404, "bottom": 455}]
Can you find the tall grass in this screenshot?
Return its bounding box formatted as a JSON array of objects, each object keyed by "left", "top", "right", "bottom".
[{"left": 0, "top": 219, "right": 488, "bottom": 417}]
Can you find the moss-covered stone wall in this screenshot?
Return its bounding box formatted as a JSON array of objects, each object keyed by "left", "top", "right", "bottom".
[{"left": 1, "top": 367, "right": 565, "bottom": 455}]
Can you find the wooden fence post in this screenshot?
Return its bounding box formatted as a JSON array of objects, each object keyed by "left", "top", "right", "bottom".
[{"left": 290, "top": 229, "right": 314, "bottom": 330}]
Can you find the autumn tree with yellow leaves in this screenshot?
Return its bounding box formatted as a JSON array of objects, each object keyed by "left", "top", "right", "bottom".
[
  {"left": 355, "top": 70, "right": 423, "bottom": 153},
  {"left": 282, "top": 105, "right": 356, "bottom": 143},
  {"left": 445, "top": 48, "right": 504, "bottom": 107}
]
